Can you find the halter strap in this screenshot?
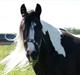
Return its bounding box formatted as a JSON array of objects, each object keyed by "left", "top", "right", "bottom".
[{"left": 28, "top": 39, "right": 38, "bottom": 47}]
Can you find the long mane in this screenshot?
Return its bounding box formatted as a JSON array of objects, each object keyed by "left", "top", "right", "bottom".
[{"left": 0, "top": 18, "right": 29, "bottom": 75}]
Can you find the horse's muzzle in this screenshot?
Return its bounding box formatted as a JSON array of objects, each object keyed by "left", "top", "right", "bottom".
[
  {"left": 26, "top": 50, "right": 38, "bottom": 62},
  {"left": 26, "top": 50, "right": 32, "bottom": 62}
]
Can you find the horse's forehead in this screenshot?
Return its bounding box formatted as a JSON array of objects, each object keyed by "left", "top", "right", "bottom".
[{"left": 41, "top": 21, "right": 66, "bottom": 57}]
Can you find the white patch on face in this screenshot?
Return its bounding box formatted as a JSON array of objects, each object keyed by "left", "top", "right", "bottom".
[
  {"left": 27, "top": 42, "right": 35, "bottom": 52},
  {"left": 28, "top": 22, "right": 35, "bottom": 40},
  {"left": 41, "top": 21, "right": 66, "bottom": 57},
  {"left": 27, "top": 22, "right": 36, "bottom": 52}
]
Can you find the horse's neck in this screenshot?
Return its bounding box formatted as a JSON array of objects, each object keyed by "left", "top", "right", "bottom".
[{"left": 41, "top": 21, "right": 66, "bottom": 57}]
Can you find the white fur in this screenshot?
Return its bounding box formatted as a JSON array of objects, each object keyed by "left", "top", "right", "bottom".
[
  {"left": 0, "top": 19, "right": 29, "bottom": 75},
  {"left": 28, "top": 22, "right": 35, "bottom": 40},
  {"left": 41, "top": 21, "right": 66, "bottom": 57},
  {"left": 27, "top": 22, "right": 36, "bottom": 52},
  {"left": 27, "top": 42, "right": 35, "bottom": 52},
  {"left": 72, "top": 34, "right": 80, "bottom": 38}
]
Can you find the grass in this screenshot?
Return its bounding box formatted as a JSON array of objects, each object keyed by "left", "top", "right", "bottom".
[{"left": 0, "top": 45, "right": 35, "bottom": 75}]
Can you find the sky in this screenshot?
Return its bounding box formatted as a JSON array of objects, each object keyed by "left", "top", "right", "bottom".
[{"left": 0, "top": 0, "right": 80, "bottom": 33}]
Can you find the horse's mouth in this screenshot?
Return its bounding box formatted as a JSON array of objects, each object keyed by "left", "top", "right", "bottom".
[
  {"left": 26, "top": 50, "right": 38, "bottom": 62},
  {"left": 26, "top": 51, "right": 32, "bottom": 62}
]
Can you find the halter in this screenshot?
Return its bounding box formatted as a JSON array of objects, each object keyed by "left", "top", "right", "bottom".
[
  {"left": 27, "top": 30, "right": 45, "bottom": 66},
  {"left": 28, "top": 39, "right": 38, "bottom": 48}
]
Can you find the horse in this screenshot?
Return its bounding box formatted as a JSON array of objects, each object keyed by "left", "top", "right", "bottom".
[
  {"left": 20, "top": 3, "right": 80, "bottom": 75},
  {"left": 1, "top": 3, "right": 80, "bottom": 75}
]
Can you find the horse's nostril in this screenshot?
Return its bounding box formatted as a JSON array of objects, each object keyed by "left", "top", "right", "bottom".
[
  {"left": 27, "top": 50, "right": 31, "bottom": 56},
  {"left": 31, "top": 51, "right": 38, "bottom": 60},
  {"left": 26, "top": 50, "right": 32, "bottom": 61}
]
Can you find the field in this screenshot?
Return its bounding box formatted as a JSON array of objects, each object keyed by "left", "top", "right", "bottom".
[{"left": 0, "top": 45, "right": 35, "bottom": 75}]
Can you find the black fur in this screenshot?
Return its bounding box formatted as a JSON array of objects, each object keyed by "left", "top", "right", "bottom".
[{"left": 20, "top": 3, "right": 80, "bottom": 75}]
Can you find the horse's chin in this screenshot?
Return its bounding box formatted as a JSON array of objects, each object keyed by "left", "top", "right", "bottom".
[
  {"left": 27, "top": 50, "right": 38, "bottom": 63},
  {"left": 31, "top": 51, "right": 39, "bottom": 59}
]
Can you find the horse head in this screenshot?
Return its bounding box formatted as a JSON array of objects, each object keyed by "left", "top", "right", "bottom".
[{"left": 20, "top": 4, "right": 44, "bottom": 62}]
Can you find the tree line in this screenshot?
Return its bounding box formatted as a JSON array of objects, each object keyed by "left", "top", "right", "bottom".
[{"left": 66, "top": 28, "right": 80, "bottom": 34}]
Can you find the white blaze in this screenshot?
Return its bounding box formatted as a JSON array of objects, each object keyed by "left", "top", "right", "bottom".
[
  {"left": 27, "top": 22, "right": 36, "bottom": 52},
  {"left": 28, "top": 22, "right": 35, "bottom": 40}
]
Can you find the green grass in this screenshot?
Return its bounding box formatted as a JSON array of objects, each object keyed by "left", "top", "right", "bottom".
[
  {"left": 0, "top": 45, "right": 35, "bottom": 75},
  {"left": 0, "top": 45, "right": 15, "bottom": 60}
]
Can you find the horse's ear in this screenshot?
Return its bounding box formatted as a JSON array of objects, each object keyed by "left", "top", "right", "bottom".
[
  {"left": 20, "top": 4, "right": 28, "bottom": 17},
  {"left": 35, "top": 4, "right": 42, "bottom": 17}
]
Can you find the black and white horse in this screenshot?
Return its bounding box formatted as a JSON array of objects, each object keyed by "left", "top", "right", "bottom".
[
  {"left": 1, "top": 3, "right": 80, "bottom": 75},
  {"left": 20, "top": 4, "right": 80, "bottom": 75}
]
